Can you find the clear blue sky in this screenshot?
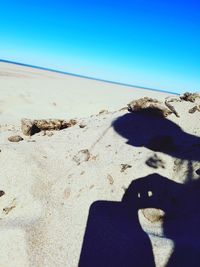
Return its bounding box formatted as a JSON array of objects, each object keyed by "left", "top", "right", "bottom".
[{"left": 0, "top": 0, "right": 199, "bottom": 93}]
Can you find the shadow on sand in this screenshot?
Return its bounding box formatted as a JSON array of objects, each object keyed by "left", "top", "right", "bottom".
[
  {"left": 112, "top": 110, "right": 200, "bottom": 162},
  {"left": 79, "top": 110, "right": 200, "bottom": 267}
]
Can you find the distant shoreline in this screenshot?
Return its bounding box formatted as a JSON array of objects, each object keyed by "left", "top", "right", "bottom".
[{"left": 0, "top": 59, "right": 179, "bottom": 95}]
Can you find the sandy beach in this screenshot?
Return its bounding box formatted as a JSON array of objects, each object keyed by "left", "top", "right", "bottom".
[
  {"left": 1, "top": 61, "right": 200, "bottom": 267},
  {"left": 0, "top": 61, "right": 175, "bottom": 123}
]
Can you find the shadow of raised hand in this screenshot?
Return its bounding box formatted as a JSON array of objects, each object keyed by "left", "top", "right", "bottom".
[{"left": 123, "top": 173, "right": 200, "bottom": 267}]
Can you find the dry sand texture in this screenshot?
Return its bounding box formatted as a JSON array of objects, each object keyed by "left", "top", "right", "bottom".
[
  {"left": 0, "top": 61, "right": 173, "bottom": 123},
  {"left": 1, "top": 61, "right": 200, "bottom": 267}
]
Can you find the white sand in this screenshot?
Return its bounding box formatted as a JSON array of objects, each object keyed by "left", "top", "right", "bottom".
[
  {"left": 1, "top": 61, "right": 200, "bottom": 267},
  {"left": 0, "top": 61, "right": 173, "bottom": 123}
]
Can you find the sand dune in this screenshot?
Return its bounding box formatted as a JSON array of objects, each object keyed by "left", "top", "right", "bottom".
[{"left": 1, "top": 62, "right": 200, "bottom": 267}]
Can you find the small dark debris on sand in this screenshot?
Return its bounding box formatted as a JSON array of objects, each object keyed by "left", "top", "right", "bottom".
[
  {"left": 3, "top": 205, "right": 16, "bottom": 215},
  {"left": 145, "top": 154, "right": 165, "bottom": 169},
  {"left": 98, "top": 109, "right": 109, "bottom": 115},
  {"left": 3, "top": 199, "right": 16, "bottom": 215},
  {"left": 79, "top": 123, "right": 86, "bottom": 128},
  {"left": 0, "top": 190, "right": 5, "bottom": 197},
  {"left": 180, "top": 92, "right": 200, "bottom": 103},
  {"left": 189, "top": 105, "right": 200, "bottom": 114},
  {"left": 120, "top": 164, "right": 132, "bottom": 172},
  {"left": 164, "top": 98, "right": 180, "bottom": 117},
  {"left": 21, "top": 118, "right": 77, "bottom": 136},
  {"left": 8, "top": 135, "right": 23, "bottom": 142}
]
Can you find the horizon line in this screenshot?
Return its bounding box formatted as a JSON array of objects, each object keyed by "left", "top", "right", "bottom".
[{"left": 0, "top": 59, "right": 179, "bottom": 95}]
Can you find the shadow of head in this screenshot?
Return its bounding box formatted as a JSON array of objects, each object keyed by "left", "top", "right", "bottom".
[{"left": 112, "top": 111, "right": 200, "bottom": 161}]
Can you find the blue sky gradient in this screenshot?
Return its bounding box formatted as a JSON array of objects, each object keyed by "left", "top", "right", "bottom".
[{"left": 0, "top": 0, "right": 200, "bottom": 93}]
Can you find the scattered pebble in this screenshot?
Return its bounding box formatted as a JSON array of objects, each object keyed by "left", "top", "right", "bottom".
[
  {"left": 189, "top": 105, "right": 200, "bottom": 114},
  {"left": 8, "top": 135, "right": 23, "bottom": 142},
  {"left": 79, "top": 123, "right": 86, "bottom": 128},
  {"left": 189, "top": 106, "right": 198, "bottom": 114}
]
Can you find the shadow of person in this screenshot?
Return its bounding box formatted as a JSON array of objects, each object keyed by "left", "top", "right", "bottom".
[
  {"left": 79, "top": 175, "right": 156, "bottom": 267},
  {"left": 79, "top": 111, "right": 200, "bottom": 266},
  {"left": 112, "top": 110, "right": 200, "bottom": 161},
  {"left": 111, "top": 110, "right": 200, "bottom": 265}
]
